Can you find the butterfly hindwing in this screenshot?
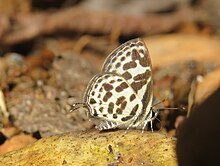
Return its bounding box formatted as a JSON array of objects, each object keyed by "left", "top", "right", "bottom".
[{"left": 83, "top": 73, "right": 142, "bottom": 127}]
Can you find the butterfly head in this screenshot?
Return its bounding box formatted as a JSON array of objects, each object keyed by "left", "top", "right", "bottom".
[{"left": 69, "top": 102, "right": 89, "bottom": 112}]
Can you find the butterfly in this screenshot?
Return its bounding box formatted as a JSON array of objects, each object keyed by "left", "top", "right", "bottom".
[{"left": 70, "top": 38, "right": 159, "bottom": 132}]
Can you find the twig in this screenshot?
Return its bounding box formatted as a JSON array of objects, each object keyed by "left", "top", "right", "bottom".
[
  {"left": 0, "top": 89, "right": 9, "bottom": 126},
  {"left": 0, "top": 7, "right": 197, "bottom": 46}
]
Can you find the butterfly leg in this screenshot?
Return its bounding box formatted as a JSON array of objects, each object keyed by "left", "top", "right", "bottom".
[
  {"left": 141, "top": 112, "right": 152, "bottom": 133},
  {"left": 125, "top": 115, "right": 139, "bottom": 133},
  {"left": 141, "top": 110, "right": 159, "bottom": 133},
  {"left": 150, "top": 120, "right": 153, "bottom": 132}
]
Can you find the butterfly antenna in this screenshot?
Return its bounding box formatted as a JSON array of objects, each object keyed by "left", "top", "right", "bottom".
[
  {"left": 156, "top": 106, "right": 186, "bottom": 112},
  {"left": 69, "top": 103, "right": 88, "bottom": 112},
  {"left": 151, "top": 99, "right": 166, "bottom": 108},
  {"left": 154, "top": 107, "right": 180, "bottom": 113},
  {"left": 152, "top": 99, "right": 184, "bottom": 113}
]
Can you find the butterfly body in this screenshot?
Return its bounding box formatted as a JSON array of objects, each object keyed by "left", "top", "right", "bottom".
[{"left": 73, "top": 38, "right": 156, "bottom": 131}]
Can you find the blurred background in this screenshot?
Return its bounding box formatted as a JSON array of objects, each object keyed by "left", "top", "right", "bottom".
[{"left": 0, "top": 0, "right": 220, "bottom": 155}]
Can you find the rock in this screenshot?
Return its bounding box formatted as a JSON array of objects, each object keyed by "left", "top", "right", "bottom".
[{"left": 0, "top": 130, "right": 177, "bottom": 166}]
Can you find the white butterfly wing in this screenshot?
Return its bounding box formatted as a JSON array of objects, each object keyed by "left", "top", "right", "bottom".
[
  {"left": 102, "top": 38, "right": 153, "bottom": 115},
  {"left": 83, "top": 73, "right": 142, "bottom": 125}
]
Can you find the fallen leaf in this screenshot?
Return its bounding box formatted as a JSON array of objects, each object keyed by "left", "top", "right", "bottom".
[
  {"left": 145, "top": 34, "right": 220, "bottom": 68},
  {"left": 0, "top": 134, "right": 36, "bottom": 155},
  {"left": 195, "top": 68, "right": 220, "bottom": 105}
]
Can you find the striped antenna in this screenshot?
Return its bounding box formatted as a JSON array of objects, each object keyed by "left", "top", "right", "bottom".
[{"left": 151, "top": 99, "right": 182, "bottom": 113}]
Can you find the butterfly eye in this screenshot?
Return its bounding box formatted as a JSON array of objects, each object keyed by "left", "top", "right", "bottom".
[{"left": 69, "top": 103, "right": 88, "bottom": 112}]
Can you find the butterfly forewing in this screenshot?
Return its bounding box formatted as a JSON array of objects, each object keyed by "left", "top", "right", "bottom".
[
  {"left": 83, "top": 73, "right": 142, "bottom": 125},
  {"left": 102, "top": 39, "right": 153, "bottom": 119},
  {"left": 102, "top": 39, "right": 152, "bottom": 100}
]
